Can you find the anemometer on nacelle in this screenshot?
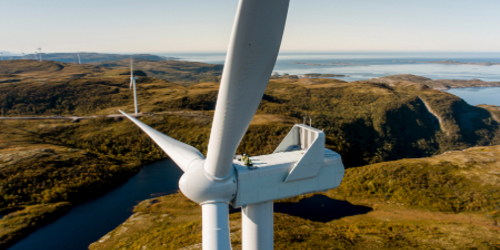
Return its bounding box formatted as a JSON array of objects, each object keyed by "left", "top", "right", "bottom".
[{"left": 118, "top": 0, "right": 344, "bottom": 249}]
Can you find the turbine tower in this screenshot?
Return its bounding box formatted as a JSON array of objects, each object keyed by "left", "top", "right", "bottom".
[
  {"left": 120, "top": 0, "right": 344, "bottom": 249},
  {"left": 0, "top": 52, "right": 3, "bottom": 61},
  {"left": 77, "top": 51, "right": 81, "bottom": 64},
  {"left": 130, "top": 58, "right": 139, "bottom": 114},
  {"left": 37, "top": 48, "right": 42, "bottom": 62}
]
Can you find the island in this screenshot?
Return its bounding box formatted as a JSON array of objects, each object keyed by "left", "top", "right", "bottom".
[{"left": 425, "top": 60, "right": 500, "bottom": 66}]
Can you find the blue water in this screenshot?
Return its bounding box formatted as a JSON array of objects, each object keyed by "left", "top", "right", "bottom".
[
  {"left": 9, "top": 159, "right": 183, "bottom": 250},
  {"left": 161, "top": 52, "right": 500, "bottom": 82},
  {"left": 446, "top": 87, "right": 500, "bottom": 106}
]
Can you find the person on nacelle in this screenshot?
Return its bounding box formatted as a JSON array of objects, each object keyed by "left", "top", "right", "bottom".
[{"left": 242, "top": 153, "right": 253, "bottom": 168}]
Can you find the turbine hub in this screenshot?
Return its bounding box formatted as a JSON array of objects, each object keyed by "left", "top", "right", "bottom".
[{"left": 179, "top": 161, "right": 237, "bottom": 204}]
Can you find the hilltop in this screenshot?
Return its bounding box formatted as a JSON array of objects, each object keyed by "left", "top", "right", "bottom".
[{"left": 89, "top": 145, "right": 500, "bottom": 250}]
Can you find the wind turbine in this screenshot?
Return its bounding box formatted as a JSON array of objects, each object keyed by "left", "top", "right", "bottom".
[
  {"left": 120, "top": 0, "right": 344, "bottom": 249},
  {"left": 130, "top": 58, "right": 139, "bottom": 115},
  {"left": 0, "top": 52, "right": 3, "bottom": 61},
  {"left": 37, "top": 48, "right": 42, "bottom": 62},
  {"left": 77, "top": 51, "right": 81, "bottom": 64}
]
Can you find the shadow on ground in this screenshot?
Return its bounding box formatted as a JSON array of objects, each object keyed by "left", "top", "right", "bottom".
[{"left": 230, "top": 194, "right": 372, "bottom": 223}]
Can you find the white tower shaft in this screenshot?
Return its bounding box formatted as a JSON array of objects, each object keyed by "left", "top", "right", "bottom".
[
  {"left": 242, "top": 202, "right": 274, "bottom": 250},
  {"left": 133, "top": 81, "right": 138, "bottom": 114},
  {"left": 202, "top": 203, "right": 232, "bottom": 250}
]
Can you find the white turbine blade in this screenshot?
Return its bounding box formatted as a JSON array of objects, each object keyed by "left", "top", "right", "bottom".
[
  {"left": 130, "top": 79, "right": 133, "bottom": 90},
  {"left": 205, "top": 0, "right": 290, "bottom": 178},
  {"left": 202, "top": 203, "right": 232, "bottom": 250},
  {"left": 119, "top": 110, "right": 204, "bottom": 172}
]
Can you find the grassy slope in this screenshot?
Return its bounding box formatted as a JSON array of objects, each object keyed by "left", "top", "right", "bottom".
[{"left": 90, "top": 146, "right": 500, "bottom": 250}]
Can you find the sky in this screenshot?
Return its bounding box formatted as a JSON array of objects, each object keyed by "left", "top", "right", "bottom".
[{"left": 1, "top": 0, "right": 500, "bottom": 54}]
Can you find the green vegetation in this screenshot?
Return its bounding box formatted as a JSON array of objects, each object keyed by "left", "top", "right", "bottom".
[{"left": 330, "top": 146, "right": 500, "bottom": 213}]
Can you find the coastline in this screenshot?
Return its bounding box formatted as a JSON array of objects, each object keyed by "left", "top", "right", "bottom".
[{"left": 431, "top": 83, "right": 500, "bottom": 90}]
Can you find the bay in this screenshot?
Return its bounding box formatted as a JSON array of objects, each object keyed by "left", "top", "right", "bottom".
[{"left": 445, "top": 87, "right": 500, "bottom": 106}]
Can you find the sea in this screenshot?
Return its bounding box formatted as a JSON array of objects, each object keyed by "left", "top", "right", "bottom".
[
  {"left": 161, "top": 52, "right": 500, "bottom": 82},
  {"left": 161, "top": 52, "right": 500, "bottom": 106}
]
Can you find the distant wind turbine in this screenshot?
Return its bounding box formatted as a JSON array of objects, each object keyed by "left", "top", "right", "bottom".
[
  {"left": 37, "top": 48, "right": 42, "bottom": 62},
  {"left": 77, "top": 51, "right": 81, "bottom": 64},
  {"left": 0, "top": 52, "right": 3, "bottom": 61},
  {"left": 130, "top": 58, "right": 139, "bottom": 114}
]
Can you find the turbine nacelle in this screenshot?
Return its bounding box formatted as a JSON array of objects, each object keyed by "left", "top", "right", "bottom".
[{"left": 178, "top": 124, "right": 344, "bottom": 208}]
